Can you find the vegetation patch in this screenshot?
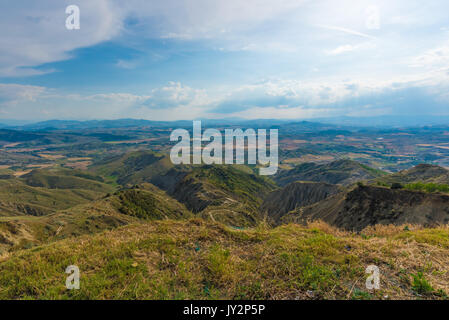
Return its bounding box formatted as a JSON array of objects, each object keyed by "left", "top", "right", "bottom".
[
  {"left": 1, "top": 219, "right": 447, "bottom": 300},
  {"left": 404, "top": 182, "right": 449, "bottom": 194}
]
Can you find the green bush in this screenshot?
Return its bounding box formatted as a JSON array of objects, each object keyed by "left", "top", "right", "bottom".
[
  {"left": 411, "top": 272, "right": 434, "bottom": 295},
  {"left": 405, "top": 182, "right": 449, "bottom": 193},
  {"left": 391, "top": 182, "right": 404, "bottom": 190},
  {"left": 118, "top": 190, "right": 157, "bottom": 219}
]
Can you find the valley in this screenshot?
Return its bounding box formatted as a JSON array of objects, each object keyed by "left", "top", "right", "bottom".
[{"left": 1, "top": 119, "right": 449, "bottom": 299}]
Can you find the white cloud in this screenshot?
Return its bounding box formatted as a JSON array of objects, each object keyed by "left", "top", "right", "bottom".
[
  {"left": 115, "top": 59, "right": 138, "bottom": 69},
  {"left": 1, "top": 0, "right": 449, "bottom": 121},
  {"left": 1, "top": 70, "right": 449, "bottom": 120},
  {"left": 0, "top": 84, "right": 46, "bottom": 103},
  {"left": 142, "top": 82, "right": 212, "bottom": 109},
  {"left": 325, "top": 42, "right": 376, "bottom": 55},
  {"left": 0, "top": 85, "right": 147, "bottom": 119},
  {"left": 409, "top": 46, "right": 449, "bottom": 68},
  {"left": 0, "top": 0, "right": 122, "bottom": 76},
  {"left": 0, "top": 0, "right": 313, "bottom": 75},
  {"left": 118, "top": 0, "right": 308, "bottom": 39},
  {"left": 0, "top": 82, "right": 213, "bottom": 120},
  {"left": 212, "top": 105, "right": 333, "bottom": 120},
  {"left": 2, "top": 0, "right": 448, "bottom": 76},
  {"left": 326, "top": 45, "right": 358, "bottom": 55}
]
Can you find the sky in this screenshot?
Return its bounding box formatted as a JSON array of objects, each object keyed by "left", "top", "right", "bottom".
[{"left": 0, "top": 0, "right": 448, "bottom": 121}]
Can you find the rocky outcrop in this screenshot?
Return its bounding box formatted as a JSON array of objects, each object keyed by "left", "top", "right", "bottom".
[{"left": 285, "top": 185, "right": 449, "bottom": 231}]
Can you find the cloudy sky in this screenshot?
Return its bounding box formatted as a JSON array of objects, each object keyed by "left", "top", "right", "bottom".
[{"left": 0, "top": 0, "right": 448, "bottom": 121}]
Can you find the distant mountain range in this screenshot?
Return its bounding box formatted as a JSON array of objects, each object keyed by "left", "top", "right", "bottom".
[
  {"left": 2, "top": 115, "right": 449, "bottom": 131},
  {"left": 314, "top": 115, "right": 449, "bottom": 127}
]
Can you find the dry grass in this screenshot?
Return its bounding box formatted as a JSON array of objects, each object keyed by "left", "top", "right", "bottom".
[
  {"left": 64, "top": 161, "right": 92, "bottom": 170},
  {"left": 0, "top": 219, "right": 448, "bottom": 300},
  {"left": 12, "top": 170, "right": 32, "bottom": 177}
]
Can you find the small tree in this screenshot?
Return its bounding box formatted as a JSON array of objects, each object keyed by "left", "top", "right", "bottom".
[{"left": 391, "top": 182, "right": 403, "bottom": 190}]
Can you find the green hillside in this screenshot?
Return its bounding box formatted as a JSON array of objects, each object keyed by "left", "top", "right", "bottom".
[
  {"left": 109, "top": 183, "right": 192, "bottom": 220},
  {"left": 0, "top": 219, "right": 447, "bottom": 300},
  {"left": 1, "top": 149, "right": 449, "bottom": 301},
  {"left": 0, "top": 182, "right": 193, "bottom": 252},
  {"left": 376, "top": 164, "right": 449, "bottom": 186},
  {"left": 170, "top": 165, "right": 276, "bottom": 227},
  {"left": 275, "top": 159, "right": 386, "bottom": 186},
  {"left": 0, "top": 178, "right": 113, "bottom": 217},
  {"left": 90, "top": 150, "right": 174, "bottom": 186},
  {"left": 22, "top": 168, "right": 111, "bottom": 192}
]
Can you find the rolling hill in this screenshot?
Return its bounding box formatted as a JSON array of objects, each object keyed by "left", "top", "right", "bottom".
[
  {"left": 90, "top": 150, "right": 176, "bottom": 186},
  {"left": 376, "top": 164, "right": 449, "bottom": 185},
  {"left": 168, "top": 165, "right": 276, "bottom": 227},
  {"left": 260, "top": 181, "right": 340, "bottom": 224},
  {"left": 275, "top": 159, "right": 386, "bottom": 186},
  {"left": 0, "top": 182, "right": 192, "bottom": 252},
  {"left": 283, "top": 184, "right": 449, "bottom": 231},
  {"left": 21, "top": 168, "right": 110, "bottom": 191},
  {"left": 0, "top": 177, "right": 113, "bottom": 217},
  {"left": 1, "top": 142, "right": 449, "bottom": 301},
  {"left": 108, "top": 183, "right": 192, "bottom": 221}
]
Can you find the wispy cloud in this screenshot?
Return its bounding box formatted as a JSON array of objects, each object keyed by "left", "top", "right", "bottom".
[
  {"left": 0, "top": 0, "right": 122, "bottom": 77},
  {"left": 317, "top": 24, "right": 377, "bottom": 40},
  {"left": 2, "top": 65, "right": 448, "bottom": 120},
  {"left": 409, "top": 45, "right": 449, "bottom": 68},
  {"left": 326, "top": 44, "right": 357, "bottom": 55},
  {"left": 115, "top": 59, "right": 138, "bottom": 69}
]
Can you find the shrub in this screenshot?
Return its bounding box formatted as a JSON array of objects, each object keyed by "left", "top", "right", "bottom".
[
  {"left": 405, "top": 182, "right": 449, "bottom": 194},
  {"left": 391, "top": 182, "right": 404, "bottom": 190},
  {"left": 411, "top": 272, "right": 434, "bottom": 295}
]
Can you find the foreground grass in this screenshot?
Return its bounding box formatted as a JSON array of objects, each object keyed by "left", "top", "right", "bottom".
[{"left": 0, "top": 219, "right": 448, "bottom": 300}]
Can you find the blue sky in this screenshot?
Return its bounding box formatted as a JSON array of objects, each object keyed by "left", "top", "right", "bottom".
[{"left": 0, "top": 0, "right": 448, "bottom": 121}]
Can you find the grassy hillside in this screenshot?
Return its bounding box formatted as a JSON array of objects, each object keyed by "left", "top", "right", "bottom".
[
  {"left": 287, "top": 185, "right": 449, "bottom": 231},
  {"left": 0, "top": 178, "right": 113, "bottom": 217},
  {"left": 109, "top": 183, "right": 192, "bottom": 221},
  {"left": 0, "top": 200, "right": 135, "bottom": 253},
  {"left": 90, "top": 150, "right": 174, "bottom": 186},
  {"left": 21, "top": 168, "right": 111, "bottom": 192},
  {"left": 0, "top": 219, "right": 447, "bottom": 299},
  {"left": 189, "top": 165, "right": 275, "bottom": 204},
  {"left": 170, "top": 165, "right": 276, "bottom": 227},
  {"left": 260, "top": 181, "right": 340, "bottom": 224},
  {"left": 275, "top": 159, "right": 386, "bottom": 187},
  {"left": 0, "top": 183, "right": 192, "bottom": 252},
  {"left": 404, "top": 182, "right": 449, "bottom": 194},
  {"left": 376, "top": 164, "right": 449, "bottom": 186},
  {"left": 1, "top": 154, "right": 449, "bottom": 300}
]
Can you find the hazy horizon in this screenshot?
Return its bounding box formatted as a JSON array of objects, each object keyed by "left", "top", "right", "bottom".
[{"left": 3, "top": 114, "right": 449, "bottom": 129}]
